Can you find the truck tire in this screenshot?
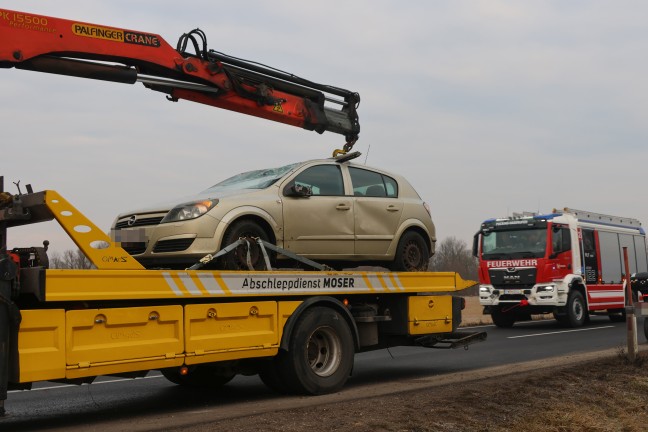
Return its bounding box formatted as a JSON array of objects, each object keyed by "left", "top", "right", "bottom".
[
  {"left": 258, "top": 356, "right": 290, "bottom": 393},
  {"left": 609, "top": 291, "right": 638, "bottom": 322},
  {"left": 390, "top": 231, "right": 430, "bottom": 272},
  {"left": 276, "top": 306, "right": 354, "bottom": 395},
  {"left": 608, "top": 309, "right": 625, "bottom": 322},
  {"left": 644, "top": 316, "right": 648, "bottom": 342},
  {"left": 220, "top": 220, "right": 271, "bottom": 270},
  {"left": 564, "top": 290, "right": 587, "bottom": 327},
  {"left": 161, "top": 365, "right": 235, "bottom": 388},
  {"left": 491, "top": 306, "right": 516, "bottom": 328}
]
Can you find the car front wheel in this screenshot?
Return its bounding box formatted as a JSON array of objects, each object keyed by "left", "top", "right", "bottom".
[{"left": 220, "top": 220, "right": 272, "bottom": 270}]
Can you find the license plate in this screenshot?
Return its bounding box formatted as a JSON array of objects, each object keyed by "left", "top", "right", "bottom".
[
  {"left": 504, "top": 289, "right": 522, "bottom": 295},
  {"left": 113, "top": 228, "right": 146, "bottom": 242}
]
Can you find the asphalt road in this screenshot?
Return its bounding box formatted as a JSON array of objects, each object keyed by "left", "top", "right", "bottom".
[{"left": 3, "top": 315, "right": 646, "bottom": 431}]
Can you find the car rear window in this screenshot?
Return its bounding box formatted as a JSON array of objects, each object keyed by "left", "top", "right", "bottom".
[{"left": 349, "top": 167, "right": 398, "bottom": 198}]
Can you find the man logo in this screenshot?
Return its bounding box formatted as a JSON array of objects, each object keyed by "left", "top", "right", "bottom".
[
  {"left": 127, "top": 215, "right": 137, "bottom": 227},
  {"left": 506, "top": 267, "right": 517, "bottom": 273}
]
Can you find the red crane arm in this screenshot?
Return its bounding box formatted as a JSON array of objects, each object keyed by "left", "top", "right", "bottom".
[{"left": 0, "top": 9, "right": 360, "bottom": 150}]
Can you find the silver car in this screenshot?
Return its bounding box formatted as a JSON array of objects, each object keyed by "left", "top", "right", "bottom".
[{"left": 111, "top": 153, "right": 435, "bottom": 271}]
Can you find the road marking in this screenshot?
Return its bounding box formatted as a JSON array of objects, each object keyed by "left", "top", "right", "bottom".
[
  {"left": 507, "top": 325, "right": 616, "bottom": 339},
  {"left": 8, "top": 374, "right": 163, "bottom": 393}
]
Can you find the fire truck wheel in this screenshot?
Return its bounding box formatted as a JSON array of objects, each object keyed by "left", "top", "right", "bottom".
[
  {"left": 643, "top": 317, "right": 648, "bottom": 341},
  {"left": 390, "top": 231, "right": 430, "bottom": 272},
  {"left": 160, "top": 365, "right": 235, "bottom": 388},
  {"left": 491, "top": 306, "right": 516, "bottom": 328},
  {"left": 608, "top": 309, "right": 626, "bottom": 322},
  {"left": 220, "top": 220, "right": 272, "bottom": 270},
  {"left": 278, "top": 306, "right": 354, "bottom": 395},
  {"left": 565, "top": 290, "right": 587, "bottom": 327}
]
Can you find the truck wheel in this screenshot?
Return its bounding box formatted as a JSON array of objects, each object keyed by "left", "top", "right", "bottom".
[
  {"left": 277, "top": 306, "right": 354, "bottom": 395},
  {"left": 565, "top": 290, "right": 587, "bottom": 327},
  {"left": 161, "top": 365, "right": 235, "bottom": 388},
  {"left": 491, "top": 306, "right": 516, "bottom": 328},
  {"left": 644, "top": 316, "right": 648, "bottom": 341},
  {"left": 220, "top": 220, "right": 271, "bottom": 270},
  {"left": 258, "top": 356, "right": 290, "bottom": 393},
  {"left": 608, "top": 309, "right": 626, "bottom": 322},
  {"left": 390, "top": 231, "right": 430, "bottom": 272}
]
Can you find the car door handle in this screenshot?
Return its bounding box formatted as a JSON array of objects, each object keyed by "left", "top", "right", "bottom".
[
  {"left": 387, "top": 206, "right": 400, "bottom": 212},
  {"left": 336, "top": 204, "right": 351, "bottom": 211}
]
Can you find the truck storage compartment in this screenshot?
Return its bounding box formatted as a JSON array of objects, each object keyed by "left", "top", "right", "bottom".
[
  {"left": 379, "top": 295, "right": 455, "bottom": 336},
  {"left": 407, "top": 295, "right": 453, "bottom": 334},
  {"left": 65, "top": 305, "right": 184, "bottom": 378},
  {"left": 184, "top": 301, "right": 278, "bottom": 364}
]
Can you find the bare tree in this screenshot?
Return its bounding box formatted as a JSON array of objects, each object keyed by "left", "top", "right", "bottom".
[
  {"left": 49, "top": 249, "right": 95, "bottom": 269},
  {"left": 428, "top": 236, "right": 478, "bottom": 282}
]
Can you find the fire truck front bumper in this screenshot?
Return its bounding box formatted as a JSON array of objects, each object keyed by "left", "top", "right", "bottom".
[{"left": 479, "top": 283, "right": 567, "bottom": 307}]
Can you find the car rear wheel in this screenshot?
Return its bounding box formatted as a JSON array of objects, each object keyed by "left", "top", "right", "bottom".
[
  {"left": 220, "top": 220, "right": 272, "bottom": 270},
  {"left": 390, "top": 231, "right": 430, "bottom": 272}
]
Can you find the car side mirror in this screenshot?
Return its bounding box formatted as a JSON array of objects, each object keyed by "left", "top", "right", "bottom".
[{"left": 284, "top": 182, "right": 312, "bottom": 197}]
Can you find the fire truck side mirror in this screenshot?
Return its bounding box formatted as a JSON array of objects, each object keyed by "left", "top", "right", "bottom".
[{"left": 472, "top": 232, "right": 480, "bottom": 258}]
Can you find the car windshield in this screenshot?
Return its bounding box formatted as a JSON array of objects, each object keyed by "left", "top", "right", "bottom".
[
  {"left": 201, "top": 162, "right": 301, "bottom": 193},
  {"left": 481, "top": 228, "right": 548, "bottom": 259}
]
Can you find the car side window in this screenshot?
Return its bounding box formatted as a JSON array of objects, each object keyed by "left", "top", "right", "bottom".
[
  {"left": 293, "top": 164, "right": 344, "bottom": 196},
  {"left": 349, "top": 167, "right": 398, "bottom": 198}
]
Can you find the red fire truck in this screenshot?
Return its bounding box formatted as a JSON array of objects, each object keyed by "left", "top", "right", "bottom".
[{"left": 473, "top": 208, "right": 648, "bottom": 327}]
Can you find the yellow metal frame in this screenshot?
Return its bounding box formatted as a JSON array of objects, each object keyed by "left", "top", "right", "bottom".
[
  {"left": 45, "top": 190, "right": 143, "bottom": 270},
  {"left": 44, "top": 269, "right": 473, "bottom": 301}
]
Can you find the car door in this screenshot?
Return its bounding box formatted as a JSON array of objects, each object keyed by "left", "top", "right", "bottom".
[
  {"left": 281, "top": 163, "right": 355, "bottom": 256},
  {"left": 348, "top": 166, "right": 403, "bottom": 256}
]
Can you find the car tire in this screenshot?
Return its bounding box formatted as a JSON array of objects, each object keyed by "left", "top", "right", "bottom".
[
  {"left": 220, "top": 220, "right": 272, "bottom": 270},
  {"left": 390, "top": 231, "right": 430, "bottom": 272}
]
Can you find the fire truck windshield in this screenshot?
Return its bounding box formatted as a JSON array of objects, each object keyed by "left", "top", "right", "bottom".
[{"left": 481, "top": 228, "right": 547, "bottom": 259}]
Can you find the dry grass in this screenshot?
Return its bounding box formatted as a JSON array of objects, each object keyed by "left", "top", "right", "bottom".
[
  {"left": 190, "top": 352, "right": 648, "bottom": 432},
  {"left": 460, "top": 295, "right": 492, "bottom": 326},
  {"left": 178, "top": 295, "right": 647, "bottom": 432}
]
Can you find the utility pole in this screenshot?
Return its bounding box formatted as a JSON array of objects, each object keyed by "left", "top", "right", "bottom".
[{"left": 623, "top": 247, "right": 638, "bottom": 362}]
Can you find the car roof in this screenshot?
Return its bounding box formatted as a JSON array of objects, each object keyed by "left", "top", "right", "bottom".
[{"left": 297, "top": 153, "right": 404, "bottom": 180}]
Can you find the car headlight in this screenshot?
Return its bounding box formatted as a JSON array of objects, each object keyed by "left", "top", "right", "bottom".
[{"left": 161, "top": 199, "right": 218, "bottom": 223}]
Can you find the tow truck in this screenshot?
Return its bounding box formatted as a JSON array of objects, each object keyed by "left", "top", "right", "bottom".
[{"left": 0, "top": 9, "right": 485, "bottom": 416}]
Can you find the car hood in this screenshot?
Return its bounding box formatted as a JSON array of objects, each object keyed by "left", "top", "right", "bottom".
[{"left": 116, "top": 188, "right": 266, "bottom": 218}]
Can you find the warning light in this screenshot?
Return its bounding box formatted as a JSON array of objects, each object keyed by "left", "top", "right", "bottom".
[
  {"left": 179, "top": 366, "right": 189, "bottom": 376},
  {"left": 343, "top": 298, "right": 349, "bottom": 307}
]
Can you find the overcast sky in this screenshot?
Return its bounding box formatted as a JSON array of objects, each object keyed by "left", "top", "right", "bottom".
[{"left": 3, "top": 1, "right": 648, "bottom": 257}]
